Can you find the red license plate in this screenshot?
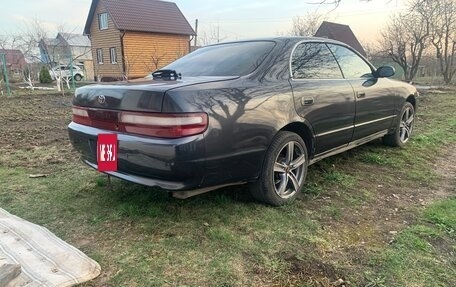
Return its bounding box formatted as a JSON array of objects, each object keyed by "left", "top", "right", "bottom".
[{"left": 97, "top": 134, "right": 118, "bottom": 171}]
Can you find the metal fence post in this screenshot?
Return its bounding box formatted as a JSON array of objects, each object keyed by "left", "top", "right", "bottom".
[
  {"left": 69, "top": 54, "right": 75, "bottom": 90},
  {"left": 0, "top": 53, "right": 12, "bottom": 97}
]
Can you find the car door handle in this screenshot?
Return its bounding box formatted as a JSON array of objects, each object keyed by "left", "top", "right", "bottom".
[
  {"left": 357, "top": 92, "right": 366, "bottom": 98},
  {"left": 302, "top": 97, "right": 314, "bottom": 106}
]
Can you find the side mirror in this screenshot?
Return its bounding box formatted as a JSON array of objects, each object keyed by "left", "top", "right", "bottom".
[{"left": 376, "top": 66, "right": 395, "bottom": 78}]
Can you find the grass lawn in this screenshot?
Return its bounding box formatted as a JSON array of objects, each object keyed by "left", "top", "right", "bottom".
[{"left": 0, "top": 91, "right": 455, "bottom": 286}]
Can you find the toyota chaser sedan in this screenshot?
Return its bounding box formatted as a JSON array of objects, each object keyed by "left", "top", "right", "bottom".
[{"left": 68, "top": 37, "right": 417, "bottom": 206}]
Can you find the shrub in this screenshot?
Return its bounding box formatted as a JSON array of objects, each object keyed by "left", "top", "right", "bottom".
[{"left": 39, "top": 66, "right": 52, "bottom": 84}]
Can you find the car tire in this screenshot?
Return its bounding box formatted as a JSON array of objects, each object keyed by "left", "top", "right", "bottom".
[
  {"left": 74, "top": 74, "right": 82, "bottom": 81},
  {"left": 383, "top": 101, "right": 415, "bottom": 147},
  {"left": 250, "top": 131, "right": 308, "bottom": 206}
]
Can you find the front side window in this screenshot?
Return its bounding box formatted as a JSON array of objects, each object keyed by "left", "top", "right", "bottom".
[
  {"left": 327, "top": 44, "right": 373, "bottom": 79},
  {"left": 163, "top": 41, "right": 275, "bottom": 77},
  {"left": 110, "top": 47, "right": 117, "bottom": 64},
  {"left": 97, "top": 48, "right": 103, "bottom": 64},
  {"left": 98, "top": 13, "right": 108, "bottom": 30},
  {"left": 291, "top": 42, "right": 343, "bottom": 79}
]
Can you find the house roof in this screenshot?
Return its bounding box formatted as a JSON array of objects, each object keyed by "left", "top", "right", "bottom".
[
  {"left": 84, "top": 0, "right": 195, "bottom": 36},
  {"left": 314, "top": 21, "right": 367, "bottom": 57},
  {"left": 40, "top": 34, "right": 91, "bottom": 49},
  {"left": 0, "top": 49, "right": 26, "bottom": 69},
  {"left": 58, "top": 33, "right": 91, "bottom": 47},
  {"left": 0, "top": 49, "right": 24, "bottom": 58},
  {"left": 40, "top": 38, "right": 61, "bottom": 47}
]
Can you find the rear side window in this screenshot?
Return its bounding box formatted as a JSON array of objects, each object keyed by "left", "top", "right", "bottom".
[
  {"left": 327, "top": 44, "right": 373, "bottom": 78},
  {"left": 163, "top": 41, "right": 276, "bottom": 77},
  {"left": 291, "top": 42, "right": 343, "bottom": 79}
]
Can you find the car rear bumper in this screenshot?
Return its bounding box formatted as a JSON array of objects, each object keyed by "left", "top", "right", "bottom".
[{"left": 68, "top": 122, "right": 207, "bottom": 191}]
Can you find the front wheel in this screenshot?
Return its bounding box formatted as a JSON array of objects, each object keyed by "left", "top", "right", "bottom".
[
  {"left": 74, "top": 74, "right": 82, "bottom": 81},
  {"left": 250, "top": 131, "right": 308, "bottom": 206},
  {"left": 383, "top": 102, "right": 415, "bottom": 147}
]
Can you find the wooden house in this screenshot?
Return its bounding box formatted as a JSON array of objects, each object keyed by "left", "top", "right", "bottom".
[{"left": 84, "top": 0, "right": 195, "bottom": 81}]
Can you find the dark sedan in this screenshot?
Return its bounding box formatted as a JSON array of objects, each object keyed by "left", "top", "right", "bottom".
[{"left": 68, "top": 37, "right": 418, "bottom": 206}]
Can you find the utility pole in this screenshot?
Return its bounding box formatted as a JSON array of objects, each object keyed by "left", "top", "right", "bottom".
[
  {"left": 194, "top": 19, "right": 198, "bottom": 47},
  {"left": 0, "top": 53, "right": 12, "bottom": 97}
]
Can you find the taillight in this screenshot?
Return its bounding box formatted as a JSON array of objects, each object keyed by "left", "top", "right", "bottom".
[
  {"left": 120, "top": 112, "right": 207, "bottom": 138},
  {"left": 72, "top": 106, "right": 208, "bottom": 138},
  {"left": 72, "top": 107, "right": 88, "bottom": 117},
  {"left": 72, "top": 107, "right": 91, "bottom": 126}
]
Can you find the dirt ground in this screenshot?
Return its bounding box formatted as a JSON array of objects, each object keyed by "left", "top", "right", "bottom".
[
  {"left": 331, "top": 144, "right": 455, "bottom": 238},
  {"left": 279, "top": 144, "right": 456, "bottom": 286},
  {"left": 0, "top": 93, "right": 76, "bottom": 173},
  {"left": 0, "top": 93, "right": 72, "bottom": 151}
]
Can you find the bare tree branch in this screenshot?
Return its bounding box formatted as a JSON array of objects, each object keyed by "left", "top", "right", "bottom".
[
  {"left": 289, "top": 11, "right": 326, "bottom": 37},
  {"left": 426, "top": 0, "right": 456, "bottom": 84},
  {"left": 379, "top": 0, "right": 430, "bottom": 82}
]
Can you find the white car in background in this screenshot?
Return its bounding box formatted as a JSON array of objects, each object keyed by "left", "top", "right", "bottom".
[{"left": 49, "top": 65, "right": 84, "bottom": 81}]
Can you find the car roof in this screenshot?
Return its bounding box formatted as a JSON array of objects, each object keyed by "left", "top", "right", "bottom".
[
  {"left": 206, "top": 36, "right": 350, "bottom": 47},
  {"left": 203, "top": 36, "right": 367, "bottom": 61}
]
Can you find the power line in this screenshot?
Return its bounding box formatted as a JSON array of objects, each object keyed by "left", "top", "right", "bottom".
[{"left": 197, "top": 6, "right": 406, "bottom": 24}]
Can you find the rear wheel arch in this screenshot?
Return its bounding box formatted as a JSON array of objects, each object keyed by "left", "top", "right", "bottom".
[
  {"left": 280, "top": 122, "right": 315, "bottom": 159},
  {"left": 251, "top": 130, "right": 309, "bottom": 206},
  {"left": 256, "top": 121, "right": 314, "bottom": 183}
]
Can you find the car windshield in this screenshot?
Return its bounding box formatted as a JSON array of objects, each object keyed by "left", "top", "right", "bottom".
[{"left": 162, "top": 41, "right": 276, "bottom": 77}]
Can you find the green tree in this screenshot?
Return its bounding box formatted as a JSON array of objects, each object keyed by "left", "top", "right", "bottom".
[{"left": 39, "top": 66, "right": 52, "bottom": 84}]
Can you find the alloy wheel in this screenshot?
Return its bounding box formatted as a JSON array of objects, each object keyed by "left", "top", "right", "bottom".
[
  {"left": 399, "top": 106, "right": 414, "bottom": 144},
  {"left": 273, "top": 141, "right": 306, "bottom": 199}
]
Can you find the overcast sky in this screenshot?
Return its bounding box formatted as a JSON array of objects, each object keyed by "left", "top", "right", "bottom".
[{"left": 0, "top": 0, "right": 406, "bottom": 45}]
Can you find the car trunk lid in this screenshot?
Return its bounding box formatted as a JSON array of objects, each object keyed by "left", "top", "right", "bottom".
[
  {"left": 71, "top": 76, "right": 237, "bottom": 138},
  {"left": 73, "top": 76, "right": 238, "bottom": 112}
]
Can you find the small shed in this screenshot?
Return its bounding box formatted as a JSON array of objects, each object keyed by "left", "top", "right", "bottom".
[{"left": 315, "top": 21, "right": 367, "bottom": 57}]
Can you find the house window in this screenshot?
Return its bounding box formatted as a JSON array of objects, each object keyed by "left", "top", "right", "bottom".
[
  {"left": 98, "top": 13, "right": 108, "bottom": 30},
  {"left": 110, "top": 47, "right": 117, "bottom": 64},
  {"left": 96, "top": 48, "right": 103, "bottom": 64}
]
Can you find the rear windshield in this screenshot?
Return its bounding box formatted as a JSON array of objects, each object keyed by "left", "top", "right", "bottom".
[{"left": 163, "top": 41, "right": 276, "bottom": 77}]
